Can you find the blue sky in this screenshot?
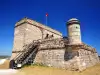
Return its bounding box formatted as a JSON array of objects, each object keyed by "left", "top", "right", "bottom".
[{"left": 0, "top": 0, "right": 100, "bottom": 56}]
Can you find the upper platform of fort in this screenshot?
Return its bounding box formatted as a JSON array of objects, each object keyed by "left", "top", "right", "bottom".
[{"left": 15, "top": 17, "right": 62, "bottom": 37}]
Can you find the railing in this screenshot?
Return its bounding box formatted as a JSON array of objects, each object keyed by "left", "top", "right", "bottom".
[
  {"left": 22, "top": 45, "right": 39, "bottom": 66},
  {"left": 12, "top": 38, "right": 68, "bottom": 68},
  {"left": 13, "top": 38, "right": 68, "bottom": 62},
  {"left": 16, "top": 41, "right": 39, "bottom": 62},
  {"left": 13, "top": 40, "right": 34, "bottom": 61},
  {"left": 12, "top": 40, "right": 40, "bottom": 68}
]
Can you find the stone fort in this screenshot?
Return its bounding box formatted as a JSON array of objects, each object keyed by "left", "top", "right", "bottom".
[{"left": 10, "top": 17, "right": 99, "bottom": 71}]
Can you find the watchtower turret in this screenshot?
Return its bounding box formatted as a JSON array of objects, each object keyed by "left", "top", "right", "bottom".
[{"left": 67, "top": 18, "right": 82, "bottom": 45}]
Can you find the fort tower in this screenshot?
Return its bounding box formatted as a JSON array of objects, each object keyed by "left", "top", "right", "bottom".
[{"left": 67, "top": 18, "right": 81, "bottom": 45}]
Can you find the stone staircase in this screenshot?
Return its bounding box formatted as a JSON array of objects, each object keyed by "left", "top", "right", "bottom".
[{"left": 11, "top": 41, "right": 40, "bottom": 69}]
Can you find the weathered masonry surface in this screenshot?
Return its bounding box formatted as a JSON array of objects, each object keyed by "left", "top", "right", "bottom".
[
  {"left": 11, "top": 18, "right": 99, "bottom": 71},
  {"left": 11, "top": 18, "right": 62, "bottom": 59},
  {"left": 34, "top": 38, "right": 99, "bottom": 71}
]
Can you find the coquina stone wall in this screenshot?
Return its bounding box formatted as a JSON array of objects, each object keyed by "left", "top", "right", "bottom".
[
  {"left": 77, "top": 49, "right": 99, "bottom": 71},
  {"left": 33, "top": 38, "right": 99, "bottom": 71},
  {"left": 11, "top": 23, "right": 27, "bottom": 59},
  {"left": 34, "top": 38, "right": 67, "bottom": 68},
  {"left": 11, "top": 18, "right": 62, "bottom": 60}
]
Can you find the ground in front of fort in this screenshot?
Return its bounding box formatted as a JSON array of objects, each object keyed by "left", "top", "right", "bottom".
[{"left": 0, "top": 60, "right": 100, "bottom": 75}]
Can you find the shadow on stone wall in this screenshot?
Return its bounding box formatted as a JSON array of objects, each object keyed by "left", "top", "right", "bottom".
[
  {"left": 64, "top": 50, "right": 73, "bottom": 61},
  {"left": 64, "top": 48, "right": 79, "bottom": 61}
]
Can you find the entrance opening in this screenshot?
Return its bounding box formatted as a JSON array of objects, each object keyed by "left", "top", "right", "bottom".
[{"left": 9, "top": 60, "right": 15, "bottom": 69}]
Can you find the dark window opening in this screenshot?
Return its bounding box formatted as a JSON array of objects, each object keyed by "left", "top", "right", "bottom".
[
  {"left": 76, "top": 27, "right": 78, "bottom": 29},
  {"left": 45, "top": 34, "right": 49, "bottom": 39},
  {"left": 51, "top": 34, "right": 54, "bottom": 37}
]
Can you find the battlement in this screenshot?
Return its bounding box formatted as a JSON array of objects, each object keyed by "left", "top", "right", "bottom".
[
  {"left": 38, "top": 38, "right": 96, "bottom": 53},
  {"left": 66, "top": 43, "right": 96, "bottom": 52},
  {"left": 39, "top": 38, "right": 68, "bottom": 50}
]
